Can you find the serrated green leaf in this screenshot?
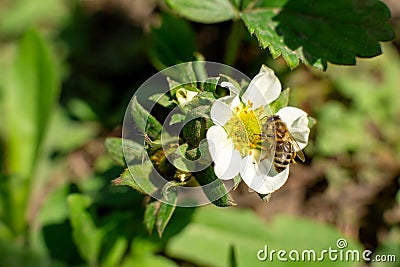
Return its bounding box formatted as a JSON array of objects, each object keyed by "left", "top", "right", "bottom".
[
  {"left": 67, "top": 194, "right": 102, "bottom": 266},
  {"left": 194, "top": 166, "right": 230, "bottom": 207},
  {"left": 144, "top": 201, "right": 160, "bottom": 235},
  {"left": 105, "top": 137, "right": 145, "bottom": 166},
  {"left": 242, "top": 0, "right": 394, "bottom": 69},
  {"left": 112, "top": 163, "right": 157, "bottom": 194},
  {"left": 149, "top": 93, "right": 176, "bottom": 108},
  {"left": 241, "top": 0, "right": 394, "bottom": 70},
  {"left": 269, "top": 88, "right": 290, "bottom": 113},
  {"left": 203, "top": 77, "right": 220, "bottom": 94},
  {"left": 241, "top": 10, "right": 301, "bottom": 69},
  {"left": 156, "top": 184, "right": 178, "bottom": 237},
  {"left": 131, "top": 96, "right": 162, "bottom": 140},
  {"left": 166, "top": 0, "right": 238, "bottom": 23}
]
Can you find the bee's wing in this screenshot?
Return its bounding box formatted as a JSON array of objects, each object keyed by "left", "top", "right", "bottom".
[
  {"left": 242, "top": 114, "right": 277, "bottom": 193},
  {"left": 287, "top": 131, "right": 305, "bottom": 162},
  {"left": 258, "top": 116, "right": 277, "bottom": 172}
]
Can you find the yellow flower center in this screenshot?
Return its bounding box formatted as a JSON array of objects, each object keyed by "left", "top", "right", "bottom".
[{"left": 224, "top": 101, "right": 264, "bottom": 156}]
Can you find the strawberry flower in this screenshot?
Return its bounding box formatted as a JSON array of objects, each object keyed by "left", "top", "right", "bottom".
[{"left": 207, "top": 66, "right": 310, "bottom": 194}]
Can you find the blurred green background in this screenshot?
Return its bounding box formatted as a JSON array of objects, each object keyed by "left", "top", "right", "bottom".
[{"left": 0, "top": 0, "right": 399, "bottom": 266}]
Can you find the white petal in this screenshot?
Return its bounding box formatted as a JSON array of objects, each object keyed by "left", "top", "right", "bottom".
[
  {"left": 240, "top": 155, "right": 259, "bottom": 188},
  {"left": 242, "top": 66, "right": 281, "bottom": 109},
  {"left": 240, "top": 156, "right": 289, "bottom": 194},
  {"left": 221, "top": 81, "right": 240, "bottom": 96},
  {"left": 276, "top": 106, "right": 307, "bottom": 126},
  {"left": 206, "top": 126, "right": 225, "bottom": 159},
  {"left": 230, "top": 95, "right": 241, "bottom": 109},
  {"left": 206, "top": 126, "right": 240, "bottom": 180},
  {"left": 214, "top": 149, "right": 241, "bottom": 180},
  {"left": 276, "top": 106, "right": 310, "bottom": 150},
  {"left": 256, "top": 154, "right": 274, "bottom": 176},
  {"left": 210, "top": 96, "right": 235, "bottom": 126}
]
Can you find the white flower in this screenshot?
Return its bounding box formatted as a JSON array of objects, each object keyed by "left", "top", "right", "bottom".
[
  {"left": 176, "top": 88, "right": 198, "bottom": 105},
  {"left": 206, "top": 66, "right": 310, "bottom": 194}
]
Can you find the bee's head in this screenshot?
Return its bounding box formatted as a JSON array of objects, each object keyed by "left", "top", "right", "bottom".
[{"left": 266, "top": 115, "right": 281, "bottom": 123}]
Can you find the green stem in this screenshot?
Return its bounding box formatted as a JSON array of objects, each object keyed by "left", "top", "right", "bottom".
[{"left": 224, "top": 20, "right": 245, "bottom": 66}]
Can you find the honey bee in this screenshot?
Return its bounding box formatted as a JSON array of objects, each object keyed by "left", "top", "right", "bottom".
[{"left": 263, "top": 115, "right": 305, "bottom": 173}]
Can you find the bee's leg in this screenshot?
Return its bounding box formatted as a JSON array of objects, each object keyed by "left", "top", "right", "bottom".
[
  {"left": 258, "top": 132, "right": 275, "bottom": 139},
  {"left": 291, "top": 152, "right": 297, "bottom": 164}
]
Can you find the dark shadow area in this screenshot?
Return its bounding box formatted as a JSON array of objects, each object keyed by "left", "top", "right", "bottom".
[
  {"left": 58, "top": 5, "right": 154, "bottom": 128},
  {"left": 43, "top": 220, "right": 85, "bottom": 266}
]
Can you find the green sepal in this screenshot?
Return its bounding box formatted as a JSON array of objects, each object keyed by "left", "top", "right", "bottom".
[
  {"left": 172, "top": 141, "right": 212, "bottom": 172},
  {"left": 269, "top": 88, "right": 290, "bottom": 114},
  {"left": 143, "top": 182, "right": 179, "bottom": 238},
  {"left": 192, "top": 57, "right": 208, "bottom": 82},
  {"left": 182, "top": 118, "right": 205, "bottom": 148},
  {"left": 258, "top": 193, "right": 272, "bottom": 202},
  {"left": 194, "top": 166, "right": 231, "bottom": 207},
  {"left": 130, "top": 96, "right": 162, "bottom": 140},
  {"left": 308, "top": 116, "right": 317, "bottom": 129},
  {"left": 202, "top": 77, "right": 220, "bottom": 94},
  {"left": 112, "top": 163, "right": 156, "bottom": 194},
  {"left": 164, "top": 63, "right": 198, "bottom": 91},
  {"left": 144, "top": 201, "right": 160, "bottom": 235},
  {"left": 157, "top": 183, "right": 178, "bottom": 237},
  {"left": 149, "top": 93, "right": 176, "bottom": 109},
  {"left": 172, "top": 144, "right": 195, "bottom": 172},
  {"left": 169, "top": 113, "right": 186, "bottom": 125},
  {"left": 104, "top": 137, "right": 145, "bottom": 166}
]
